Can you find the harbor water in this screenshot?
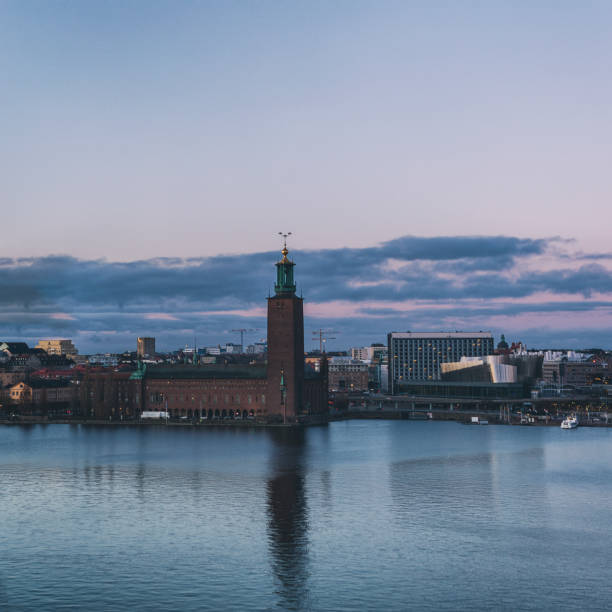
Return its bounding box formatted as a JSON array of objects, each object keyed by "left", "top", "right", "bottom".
[{"left": 1, "top": 420, "right": 612, "bottom": 611}]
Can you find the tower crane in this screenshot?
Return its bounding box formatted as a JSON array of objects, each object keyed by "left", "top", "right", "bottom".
[
  {"left": 312, "top": 329, "right": 338, "bottom": 353},
  {"left": 231, "top": 328, "right": 259, "bottom": 353}
]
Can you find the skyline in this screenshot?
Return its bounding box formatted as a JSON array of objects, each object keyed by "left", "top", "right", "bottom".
[
  {"left": 2, "top": 2, "right": 612, "bottom": 350},
  {"left": 3, "top": 233, "right": 612, "bottom": 353}
]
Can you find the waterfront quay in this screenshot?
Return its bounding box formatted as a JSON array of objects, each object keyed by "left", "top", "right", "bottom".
[
  {"left": 335, "top": 390, "right": 612, "bottom": 426},
  {"left": 0, "top": 411, "right": 330, "bottom": 427}
]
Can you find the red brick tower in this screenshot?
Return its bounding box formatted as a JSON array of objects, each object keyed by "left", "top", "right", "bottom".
[{"left": 267, "top": 240, "right": 304, "bottom": 422}]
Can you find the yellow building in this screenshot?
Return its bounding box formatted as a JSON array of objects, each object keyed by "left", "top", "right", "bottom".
[
  {"left": 36, "top": 339, "right": 77, "bottom": 356},
  {"left": 9, "top": 382, "right": 32, "bottom": 403}
]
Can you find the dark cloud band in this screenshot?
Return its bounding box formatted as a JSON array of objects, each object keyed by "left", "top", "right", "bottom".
[{"left": 1, "top": 234, "right": 611, "bottom": 350}]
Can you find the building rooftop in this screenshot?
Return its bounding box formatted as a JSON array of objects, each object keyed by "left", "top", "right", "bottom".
[
  {"left": 0, "top": 342, "right": 32, "bottom": 354},
  {"left": 146, "top": 365, "right": 268, "bottom": 380},
  {"left": 389, "top": 332, "right": 493, "bottom": 339}
]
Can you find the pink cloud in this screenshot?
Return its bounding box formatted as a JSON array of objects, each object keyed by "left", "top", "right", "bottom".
[{"left": 144, "top": 313, "right": 179, "bottom": 321}]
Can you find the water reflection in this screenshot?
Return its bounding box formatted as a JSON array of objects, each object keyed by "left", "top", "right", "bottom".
[
  {"left": 266, "top": 429, "right": 310, "bottom": 610},
  {"left": 0, "top": 575, "right": 8, "bottom": 610}
]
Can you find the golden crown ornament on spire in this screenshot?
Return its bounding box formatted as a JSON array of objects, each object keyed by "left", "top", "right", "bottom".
[{"left": 278, "top": 232, "right": 292, "bottom": 263}]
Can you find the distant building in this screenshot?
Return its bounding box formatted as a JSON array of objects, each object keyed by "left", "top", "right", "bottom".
[
  {"left": 246, "top": 342, "right": 267, "bottom": 354},
  {"left": 80, "top": 244, "right": 328, "bottom": 423},
  {"left": 7, "top": 380, "right": 75, "bottom": 406},
  {"left": 379, "top": 364, "right": 389, "bottom": 393},
  {"left": 88, "top": 354, "right": 119, "bottom": 367},
  {"left": 4, "top": 354, "right": 42, "bottom": 371},
  {"left": 350, "top": 344, "right": 388, "bottom": 362},
  {"left": 388, "top": 332, "right": 495, "bottom": 394},
  {"left": 0, "top": 371, "right": 25, "bottom": 387},
  {"left": 496, "top": 334, "right": 510, "bottom": 352},
  {"left": 351, "top": 347, "right": 371, "bottom": 361},
  {"left": 224, "top": 343, "right": 242, "bottom": 354},
  {"left": 0, "top": 342, "right": 32, "bottom": 357},
  {"left": 137, "top": 337, "right": 156, "bottom": 358},
  {"left": 542, "top": 353, "right": 608, "bottom": 387},
  {"left": 36, "top": 339, "right": 77, "bottom": 356},
  {"left": 441, "top": 356, "right": 517, "bottom": 383},
  {"left": 328, "top": 357, "right": 369, "bottom": 392}
]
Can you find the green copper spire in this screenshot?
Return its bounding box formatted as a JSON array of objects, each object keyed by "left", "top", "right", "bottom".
[
  {"left": 129, "top": 360, "right": 147, "bottom": 380},
  {"left": 274, "top": 233, "right": 296, "bottom": 296}
]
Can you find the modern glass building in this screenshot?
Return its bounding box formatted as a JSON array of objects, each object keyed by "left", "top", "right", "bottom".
[{"left": 388, "top": 332, "right": 494, "bottom": 394}]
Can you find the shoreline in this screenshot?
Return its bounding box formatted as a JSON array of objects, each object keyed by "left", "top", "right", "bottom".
[{"left": 1, "top": 413, "right": 610, "bottom": 428}]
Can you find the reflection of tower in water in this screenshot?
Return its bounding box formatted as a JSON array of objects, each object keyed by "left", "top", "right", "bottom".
[{"left": 266, "top": 428, "right": 310, "bottom": 609}]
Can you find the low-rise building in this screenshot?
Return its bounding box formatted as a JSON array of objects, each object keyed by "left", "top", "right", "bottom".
[
  {"left": 88, "top": 354, "right": 119, "bottom": 367},
  {"left": 223, "top": 343, "right": 242, "bottom": 354},
  {"left": 328, "top": 357, "right": 369, "bottom": 392},
  {"left": 7, "top": 380, "right": 76, "bottom": 406},
  {"left": 0, "top": 371, "right": 26, "bottom": 387},
  {"left": 541, "top": 352, "right": 608, "bottom": 387},
  {"left": 246, "top": 342, "right": 267, "bottom": 354}
]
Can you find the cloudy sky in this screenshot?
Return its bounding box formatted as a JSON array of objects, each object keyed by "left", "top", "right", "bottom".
[{"left": 2, "top": 2, "right": 612, "bottom": 352}]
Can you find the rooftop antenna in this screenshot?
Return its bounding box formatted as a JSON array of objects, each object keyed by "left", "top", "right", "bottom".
[{"left": 278, "top": 231, "right": 292, "bottom": 250}]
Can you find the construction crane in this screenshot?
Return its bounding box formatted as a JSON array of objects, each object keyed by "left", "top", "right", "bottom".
[
  {"left": 231, "top": 328, "right": 259, "bottom": 353},
  {"left": 312, "top": 329, "right": 338, "bottom": 353}
]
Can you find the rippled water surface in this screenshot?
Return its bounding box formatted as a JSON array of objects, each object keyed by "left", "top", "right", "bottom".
[{"left": 1, "top": 421, "right": 612, "bottom": 611}]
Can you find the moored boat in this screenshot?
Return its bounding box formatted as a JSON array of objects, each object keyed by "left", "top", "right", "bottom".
[{"left": 561, "top": 415, "right": 579, "bottom": 429}]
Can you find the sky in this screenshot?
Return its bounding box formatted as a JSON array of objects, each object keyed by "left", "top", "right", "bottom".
[{"left": 2, "top": 1, "right": 612, "bottom": 352}]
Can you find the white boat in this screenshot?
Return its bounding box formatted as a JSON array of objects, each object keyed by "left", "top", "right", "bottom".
[{"left": 561, "top": 415, "right": 579, "bottom": 429}]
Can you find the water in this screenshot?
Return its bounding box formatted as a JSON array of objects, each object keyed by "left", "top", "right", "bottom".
[{"left": 1, "top": 421, "right": 612, "bottom": 611}]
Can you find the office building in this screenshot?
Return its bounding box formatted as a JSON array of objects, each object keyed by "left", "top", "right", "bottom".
[
  {"left": 137, "top": 337, "right": 156, "bottom": 358},
  {"left": 388, "top": 332, "right": 494, "bottom": 393}
]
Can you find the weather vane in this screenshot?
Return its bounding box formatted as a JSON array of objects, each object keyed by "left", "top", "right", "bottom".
[{"left": 278, "top": 231, "right": 292, "bottom": 249}]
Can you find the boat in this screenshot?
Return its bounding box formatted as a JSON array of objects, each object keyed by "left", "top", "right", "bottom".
[{"left": 561, "top": 415, "right": 579, "bottom": 429}]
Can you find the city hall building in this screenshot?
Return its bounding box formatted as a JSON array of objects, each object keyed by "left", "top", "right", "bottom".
[
  {"left": 80, "top": 245, "right": 328, "bottom": 423},
  {"left": 388, "top": 332, "right": 494, "bottom": 394}
]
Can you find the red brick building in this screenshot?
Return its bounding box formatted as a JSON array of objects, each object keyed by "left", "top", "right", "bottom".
[{"left": 79, "top": 245, "right": 328, "bottom": 423}]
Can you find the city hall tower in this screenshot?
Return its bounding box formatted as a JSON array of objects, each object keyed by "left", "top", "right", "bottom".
[{"left": 267, "top": 240, "right": 304, "bottom": 421}]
